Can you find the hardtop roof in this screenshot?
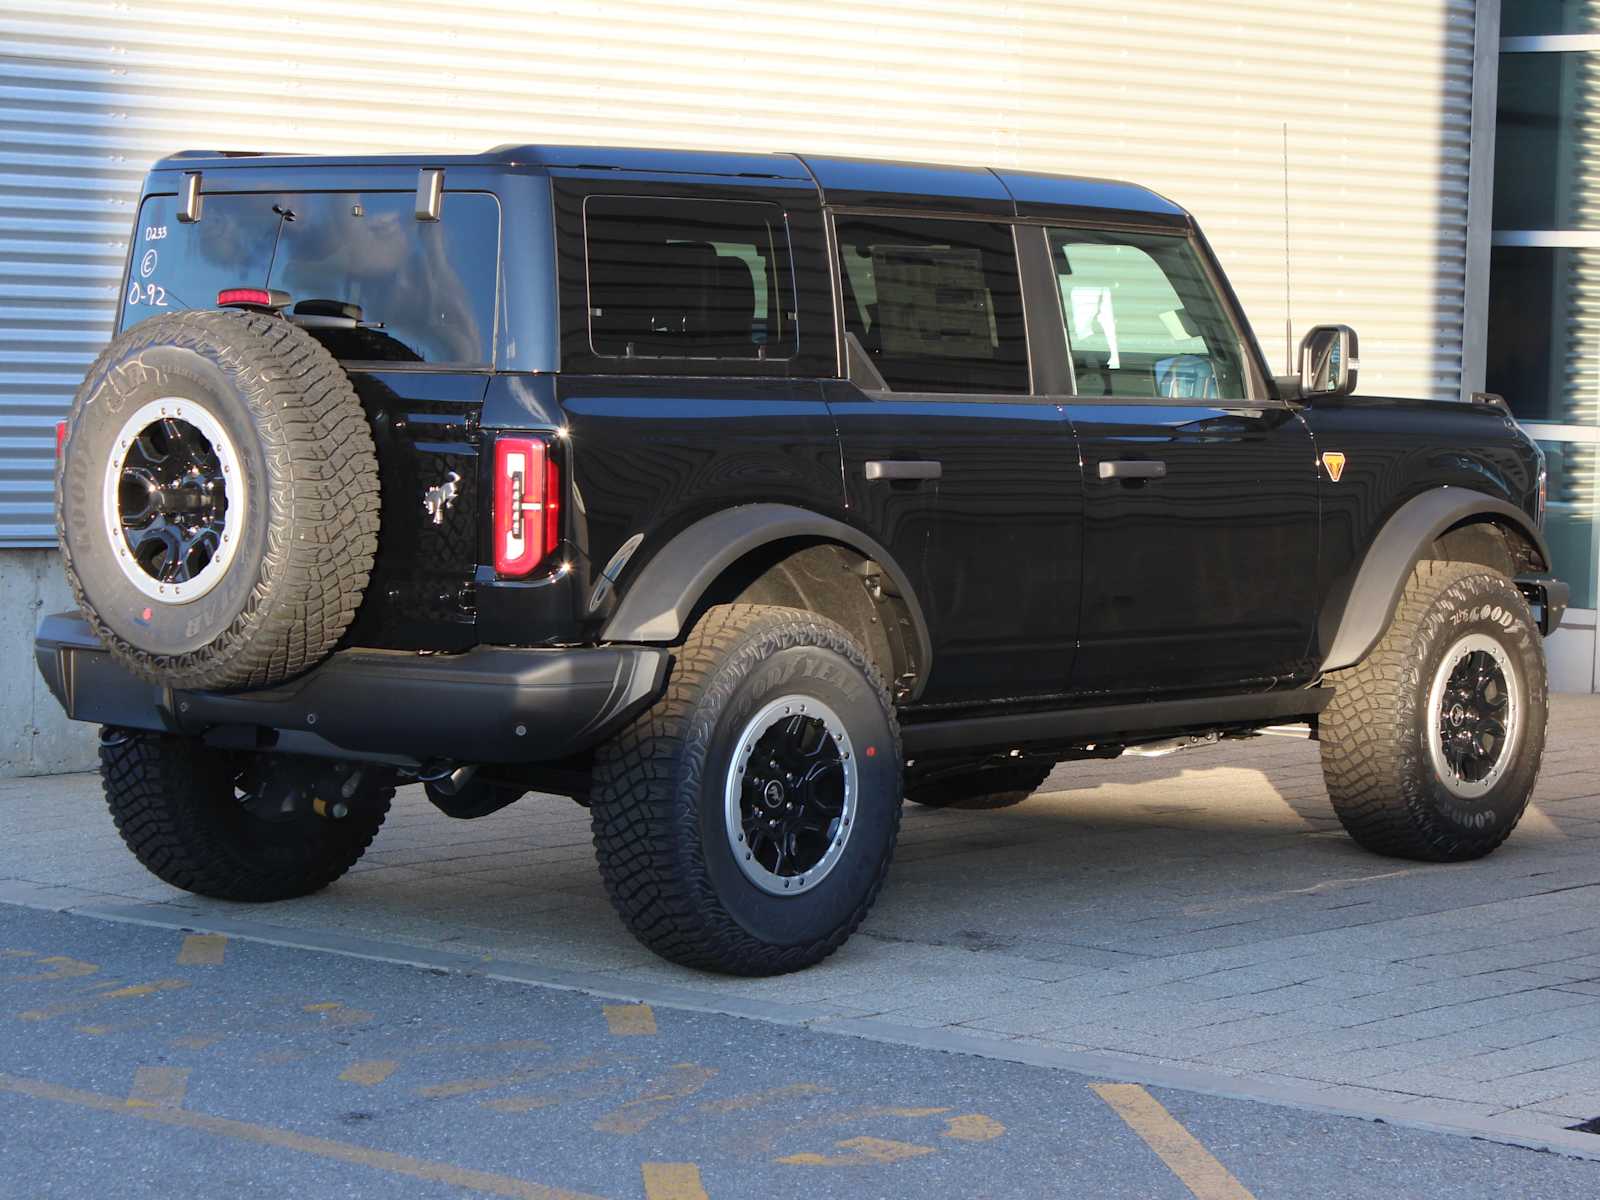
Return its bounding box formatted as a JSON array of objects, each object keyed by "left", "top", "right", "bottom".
[{"left": 151, "top": 144, "right": 1189, "bottom": 222}]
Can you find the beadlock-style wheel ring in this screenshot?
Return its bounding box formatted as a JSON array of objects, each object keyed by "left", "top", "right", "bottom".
[
  {"left": 1425, "top": 632, "right": 1523, "bottom": 801},
  {"left": 723, "top": 694, "right": 858, "bottom": 896},
  {"left": 101, "top": 397, "right": 245, "bottom": 604}
]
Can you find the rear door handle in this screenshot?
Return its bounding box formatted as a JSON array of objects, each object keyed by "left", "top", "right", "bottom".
[
  {"left": 865, "top": 460, "right": 942, "bottom": 482},
  {"left": 1097, "top": 459, "right": 1167, "bottom": 481}
]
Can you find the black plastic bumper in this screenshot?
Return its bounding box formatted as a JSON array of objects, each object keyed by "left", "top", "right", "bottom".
[
  {"left": 1516, "top": 573, "right": 1570, "bottom": 636},
  {"left": 34, "top": 613, "right": 669, "bottom": 766}
]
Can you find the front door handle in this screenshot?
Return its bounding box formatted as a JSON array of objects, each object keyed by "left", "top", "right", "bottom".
[
  {"left": 1098, "top": 459, "right": 1167, "bottom": 481},
  {"left": 865, "top": 460, "right": 942, "bottom": 482}
]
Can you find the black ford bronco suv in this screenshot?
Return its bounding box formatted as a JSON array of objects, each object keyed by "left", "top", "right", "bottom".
[{"left": 37, "top": 145, "right": 1568, "bottom": 976}]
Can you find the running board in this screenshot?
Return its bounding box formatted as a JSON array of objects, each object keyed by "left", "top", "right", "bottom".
[{"left": 899, "top": 688, "right": 1332, "bottom": 757}]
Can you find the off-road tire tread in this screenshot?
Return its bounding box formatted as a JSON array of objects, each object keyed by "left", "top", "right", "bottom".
[
  {"left": 60, "top": 309, "right": 379, "bottom": 690},
  {"left": 101, "top": 731, "right": 391, "bottom": 901},
  {"left": 590, "top": 604, "right": 901, "bottom": 975},
  {"left": 1320, "top": 559, "right": 1547, "bottom": 862}
]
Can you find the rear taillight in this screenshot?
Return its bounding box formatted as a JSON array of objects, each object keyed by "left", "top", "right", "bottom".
[
  {"left": 55, "top": 419, "right": 67, "bottom": 459},
  {"left": 493, "top": 435, "right": 561, "bottom": 577}
]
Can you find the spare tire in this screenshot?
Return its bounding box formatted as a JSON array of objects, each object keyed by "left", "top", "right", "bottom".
[{"left": 57, "top": 309, "right": 380, "bottom": 691}]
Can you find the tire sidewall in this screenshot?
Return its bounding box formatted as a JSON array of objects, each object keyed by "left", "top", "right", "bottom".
[
  {"left": 61, "top": 334, "right": 277, "bottom": 658},
  {"left": 1403, "top": 572, "right": 1547, "bottom": 843},
  {"left": 687, "top": 631, "right": 900, "bottom": 949}
]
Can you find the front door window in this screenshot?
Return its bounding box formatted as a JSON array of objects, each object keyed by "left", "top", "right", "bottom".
[{"left": 1046, "top": 228, "right": 1248, "bottom": 401}]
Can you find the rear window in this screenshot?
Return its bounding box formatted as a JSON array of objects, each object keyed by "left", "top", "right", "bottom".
[
  {"left": 581, "top": 196, "right": 797, "bottom": 361},
  {"left": 122, "top": 190, "right": 500, "bottom": 366}
]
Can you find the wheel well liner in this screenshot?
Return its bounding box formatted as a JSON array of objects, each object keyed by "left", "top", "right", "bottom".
[
  {"left": 1321, "top": 490, "right": 1550, "bottom": 672},
  {"left": 598, "top": 504, "right": 934, "bottom": 697}
]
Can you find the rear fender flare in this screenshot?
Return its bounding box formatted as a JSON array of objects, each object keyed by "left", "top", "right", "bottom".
[
  {"left": 1321, "top": 489, "right": 1549, "bottom": 671},
  {"left": 598, "top": 503, "right": 933, "bottom": 696}
]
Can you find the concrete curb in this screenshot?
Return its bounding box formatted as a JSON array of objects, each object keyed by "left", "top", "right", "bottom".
[{"left": 5, "top": 878, "right": 1600, "bottom": 1163}]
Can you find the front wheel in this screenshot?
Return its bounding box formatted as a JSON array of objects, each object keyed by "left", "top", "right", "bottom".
[
  {"left": 1320, "top": 560, "right": 1548, "bottom": 862},
  {"left": 590, "top": 605, "right": 902, "bottom": 975}
]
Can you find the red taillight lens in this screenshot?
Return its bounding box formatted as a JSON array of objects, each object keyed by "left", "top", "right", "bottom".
[
  {"left": 55, "top": 419, "right": 68, "bottom": 459},
  {"left": 493, "top": 435, "right": 560, "bottom": 577},
  {"left": 217, "top": 288, "right": 273, "bottom": 308}
]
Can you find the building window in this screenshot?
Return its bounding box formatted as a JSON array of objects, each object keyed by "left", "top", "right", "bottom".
[{"left": 1486, "top": 16, "right": 1600, "bottom": 674}]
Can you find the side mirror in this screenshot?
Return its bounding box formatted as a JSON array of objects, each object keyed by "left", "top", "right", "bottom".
[{"left": 1299, "top": 324, "right": 1359, "bottom": 397}]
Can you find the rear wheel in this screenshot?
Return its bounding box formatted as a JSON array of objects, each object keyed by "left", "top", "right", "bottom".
[
  {"left": 1320, "top": 560, "right": 1547, "bottom": 862},
  {"left": 905, "top": 760, "right": 1055, "bottom": 810},
  {"left": 101, "top": 732, "right": 392, "bottom": 901},
  {"left": 590, "top": 605, "right": 901, "bottom": 975}
]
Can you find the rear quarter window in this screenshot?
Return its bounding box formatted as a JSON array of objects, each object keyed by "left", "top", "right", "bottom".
[{"left": 122, "top": 190, "right": 500, "bottom": 366}]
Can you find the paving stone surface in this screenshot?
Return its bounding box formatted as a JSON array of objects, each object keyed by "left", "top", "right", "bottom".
[{"left": 5, "top": 695, "right": 1600, "bottom": 1137}]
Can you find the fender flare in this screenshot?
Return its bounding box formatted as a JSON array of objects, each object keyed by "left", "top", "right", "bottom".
[
  {"left": 599, "top": 503, "right": 934, "bottom": 691},
  {"left": 1321, "top": 489, "right": 1550, "bottom": 672}
]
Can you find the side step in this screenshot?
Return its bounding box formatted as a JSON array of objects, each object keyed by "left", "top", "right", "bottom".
[{"left": 899, "top": 688, "right": 1332, "bottom": 757}]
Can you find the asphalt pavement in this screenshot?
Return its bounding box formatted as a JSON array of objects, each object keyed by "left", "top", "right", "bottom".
[{"left": 3, "top": 904, "right": 1599, "bottom": 1200}]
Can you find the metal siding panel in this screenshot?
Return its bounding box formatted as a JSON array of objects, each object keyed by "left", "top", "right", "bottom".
[{"left": 0, "top": 0, "right": 1477, "bottom": 545}]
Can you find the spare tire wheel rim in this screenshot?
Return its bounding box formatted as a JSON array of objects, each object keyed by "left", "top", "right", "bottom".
[
  {"left": 724, "top": 694, "right": 858, "bottom": 896},
  {"left": 101, "top": 397, "right": 245, "bottom": 603},
  {"left": 1425, "top": 632, "right": 1523, "bottom": 800}
]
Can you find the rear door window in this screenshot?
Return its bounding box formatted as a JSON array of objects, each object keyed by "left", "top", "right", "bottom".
[
  {"left": 122, "top": 190, "right": 500, "bottom": 366},
  {"left": 834, "top": 215, "right": 1029, "bottom": 394},
  {"left": 580, "top": 195, "right": 797, "bottom": 362}
]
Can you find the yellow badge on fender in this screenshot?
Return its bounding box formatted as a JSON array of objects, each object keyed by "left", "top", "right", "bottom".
[{"left": 1322, "top": 451, "right": 1347, "bottom": 482}]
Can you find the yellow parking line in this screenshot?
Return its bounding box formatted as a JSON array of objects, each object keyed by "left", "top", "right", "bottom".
[
  {"left": 178, "top": 934, "right": 227, "bottom": 966},
  {"left": 777, "top": 1135, "right": 935, "bottom": 1167},
  {"left": 1092, "top": 1083, "right": 1256, "bottom": 1200},
  {"left": 12, "top": 956, "right": 98, "bottom": 982},
  {"left": 0, "top": 1071, "right": 601, "bottom": 1200},
  {"left": 641, "top": 1162, "right": 709, "bottom": 1200},
  {"left": 128, "top": 1066, "right": 189, "bottom": 1109},
  {"left": 604, "top": 1004, "right": 657, "bottom": 1036},
  {"left": 340, "top": 1060, "right": 399, "bottom": 1086}
]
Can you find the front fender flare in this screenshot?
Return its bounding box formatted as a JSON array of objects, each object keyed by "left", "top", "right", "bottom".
[
  {"left": 1321, "top": 489, "right": 1550, "bottom": 672},
  {"left": 598, "top": 503, "right": 933, "bottom": 694}
]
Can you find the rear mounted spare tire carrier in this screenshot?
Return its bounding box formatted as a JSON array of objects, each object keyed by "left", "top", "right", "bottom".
[{"left": 57, "top": 309, "right": 380, "bottom": 691}]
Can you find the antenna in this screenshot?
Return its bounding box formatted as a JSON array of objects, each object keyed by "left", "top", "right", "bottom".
[{"left": 1282, "top": 121, "right": 1294, "bottom": 373}]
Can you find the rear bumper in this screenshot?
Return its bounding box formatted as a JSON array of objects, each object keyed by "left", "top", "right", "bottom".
[
  {"left": 1516, "top": 573, "right": 1570, "bottom": 636},
  {"left": 34, "top": 612, "right": 669, "bottom": 766}
]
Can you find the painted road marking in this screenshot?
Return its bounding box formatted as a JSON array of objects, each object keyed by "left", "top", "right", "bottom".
[
  {"left": 641, "top": 1162, "right": 709, "bottom": 1200},
  {"left": 303, "top": 1001, "right": 375, "bottom": 1026},
  {"left": 693, "top": 1082, "right": 831, "bottom": 1115},
  {"left": 595, "top": 1064, "right": 718, "bottom": 1134},
  {"left": 942, "top": 1113, "right": 1005, "bottom": 1141},
  {"left": 178, "top": 934, "right": 227, "bottom": 965},
  {"left": 20, "top": 978, "right": 186, "bottom": 1020},
  {"left": 778, "top": 1135, "right": 935, "bottom": 1167},
  {"left": 1093, "top": 1083, "right": 1256, "bottom": 1200},
  {"left": 604, "top": 1003, "right": 657, "bottom": 1036},
  {"left": 341, "top": 1060, "right": 400, "bottom": 1086},
  {"left": 416, "top": 1053, "right": 596, "bottom": 1100},
  {"left": 0, "top": 1071, "right": 601, "bottom": 1200},
  {"left": 128, "top": 1066, "right": 189, "bottom": 1109},
  {"left": 12, "top": 956, "right": 98, "bottom": 982}
]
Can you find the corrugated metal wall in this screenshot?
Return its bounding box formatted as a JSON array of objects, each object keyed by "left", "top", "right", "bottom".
[{"left": 0, "top": 0, "right": 1478, "bottom": 545}]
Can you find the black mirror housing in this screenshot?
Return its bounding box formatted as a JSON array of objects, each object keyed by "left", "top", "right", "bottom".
[{"left": 1299, "top": 324, "right": 1359, "bottom": 397}]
